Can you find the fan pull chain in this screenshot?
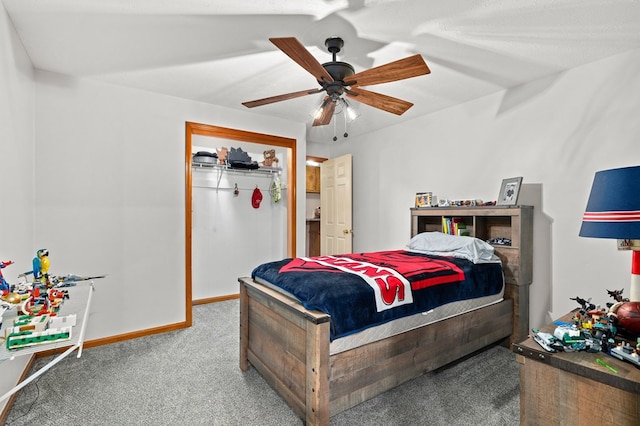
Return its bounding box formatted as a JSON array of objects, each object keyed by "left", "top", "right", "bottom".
[{"left": 343, "top": 108, "right": 349, "bottom": 138}]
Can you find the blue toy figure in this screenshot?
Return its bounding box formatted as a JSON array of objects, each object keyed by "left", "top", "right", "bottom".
[
  {"left": 27, "top": 249, "right": 51, "bottom": 287},
  {"left": 1, "top": 260, "right": 13, "bottom": 295}
]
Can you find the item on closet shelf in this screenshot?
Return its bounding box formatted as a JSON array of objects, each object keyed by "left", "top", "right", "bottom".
[
  {"left": 216, "top": 147, "right": 228, "bottom": 165},
  {"left": 270, "top": 176, "right": 282, "bottom": 203},
  {"left": 230, "top": 161, "right": 259, "bottom": 170},
  {"left": 252, "top": 186, "right": 263, "bottom": 208},
  {"left": 261, "top": 149, "right": 279, "bottom": 167},
  {"left": 228, "top": 147, "right": 251, "bottom": 163},
  {"left": 229, "top": 147, "right": 259, "bottom": 169},
  {"left": 192, "top": 151, "right": 217, "bottom": 164}
]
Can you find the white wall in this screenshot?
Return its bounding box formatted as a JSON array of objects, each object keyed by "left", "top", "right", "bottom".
[
  {"left": 331, "top": 49, "right": 640, "bottom": 330},
  {"left": 307, "top": 140, "right": 332, "bottom": 159},
  {"left": 32, "top": 72, "right": 305, "bottom": 341},
  {"left": 0, "top": 4, "right": 34, "bottom": 263},
  {"left": 0, "top": 3, "right": 36, "bottom": 409}
]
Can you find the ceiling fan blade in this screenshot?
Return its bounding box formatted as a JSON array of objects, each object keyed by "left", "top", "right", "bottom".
[
  {"left": 350, "top": 54, "right": 430, "bottom": 87},
  {"left": 346, "top": 88, "right": 414, "bottom": 115},
  {"left": 312, "top": 97, "right": 336, "bottom": 126},
  {"left": 270, "top": 37, "right": 334, "bottom": 83},
  {"left": 242, "top": 88, "right": 322, "bottom": 108}
]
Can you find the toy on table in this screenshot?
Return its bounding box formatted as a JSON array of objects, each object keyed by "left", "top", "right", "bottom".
[
  {"left": 1, "top": 250, "right": 106, "bottom": 349},
  {"left": 1, "top": 260, "right": 13, "bottom": 295},
  {"left": 531, "top": 294, "right": 617, "bottom": 354},
  {"left": 21, "top": 249, "right": 52, "bottom": 288},
  {"left": 605, "top": 288, "right": 640, "bottom": 337},
  {"left": 607, "top": 288, "right": 629, "bottom": 304},
  {"left": 570, "top": 296, "right": 596, "bottom": 314},
  {"left": 610, "top": 339, "right": 640, "bottom": 368}
]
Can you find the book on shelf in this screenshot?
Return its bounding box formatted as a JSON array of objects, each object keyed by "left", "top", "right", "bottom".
[{"left": 442, "top": 217, "right": 470, "bottom": 236}]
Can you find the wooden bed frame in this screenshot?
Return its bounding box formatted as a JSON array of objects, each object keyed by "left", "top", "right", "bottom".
[
  {"left": 239, "top": 206, "right": 532, "bottom": 425},
  {"left": 240, "top": 278, "right": 515, "bottom": 425}
]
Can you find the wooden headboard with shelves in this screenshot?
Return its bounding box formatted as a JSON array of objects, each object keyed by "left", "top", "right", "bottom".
[{"left": 410, "top": 205, "right": 533, "bottom": 342}]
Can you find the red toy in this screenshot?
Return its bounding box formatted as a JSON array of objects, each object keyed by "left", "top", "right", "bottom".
[{"left": 612, "top": 301, "right": 640, "bottom": 335}]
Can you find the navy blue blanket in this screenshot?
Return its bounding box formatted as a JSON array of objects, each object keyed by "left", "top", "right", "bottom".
[{"left": 251, "top": 250, "right": 504, "bottom": 341}]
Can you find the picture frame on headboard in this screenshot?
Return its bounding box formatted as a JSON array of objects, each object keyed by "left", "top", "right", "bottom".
[
  {"left": 415, "top": 192, "right": 432, "bottom": 208},
  {"left": 497, "top": 177, "right": 523, "bottom": 206}
]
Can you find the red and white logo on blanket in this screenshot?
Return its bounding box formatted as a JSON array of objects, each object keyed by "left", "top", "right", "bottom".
[
  {"left": 281, "top": 251, "right": 466, "bottom": 313},
  {"left": 299, "top": 255, "right": 414, "bottom": 312}
]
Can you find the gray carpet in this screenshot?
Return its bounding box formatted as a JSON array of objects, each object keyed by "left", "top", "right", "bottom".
[{"left": 5, "top": 300, "right": 520, "bottom": 425}]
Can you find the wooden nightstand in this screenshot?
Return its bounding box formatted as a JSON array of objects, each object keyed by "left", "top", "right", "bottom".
[{"left": 512, "top": 310, "right": 640, "bottom": 425}]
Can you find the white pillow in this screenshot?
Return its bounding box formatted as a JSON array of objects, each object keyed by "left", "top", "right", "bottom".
[{"left": 405, "top": 231, "right": 496, "bottom": 263}]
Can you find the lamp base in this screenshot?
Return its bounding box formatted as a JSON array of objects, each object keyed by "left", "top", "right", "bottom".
[
  {"left": 631, "top": 250, "right": 640, "bottom": 301},
  {"left": 612, "top": 250, "right": 640, "bottom": 338}
]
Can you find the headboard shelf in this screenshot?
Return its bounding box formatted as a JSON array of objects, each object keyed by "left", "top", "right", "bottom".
[{"left": 410, "top": 205, "right": 533, "bottom": 343}]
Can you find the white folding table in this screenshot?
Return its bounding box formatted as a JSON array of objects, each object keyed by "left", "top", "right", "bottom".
[{"left": 0, "top": 283, "right": 94, "bottom": 403}]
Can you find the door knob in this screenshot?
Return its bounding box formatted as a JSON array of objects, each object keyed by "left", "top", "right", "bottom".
[{"left": 343, "top": 229, "right": 350, "bottom": 235}]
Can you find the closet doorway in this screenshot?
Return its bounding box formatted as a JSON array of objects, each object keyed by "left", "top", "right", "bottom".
[{"left": 185, "top": 122, "right": 297, "bottom": 325}]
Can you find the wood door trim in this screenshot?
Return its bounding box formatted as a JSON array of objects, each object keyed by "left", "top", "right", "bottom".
[{"left": 185, "top": 122, "right": 297, "bottom": 325}]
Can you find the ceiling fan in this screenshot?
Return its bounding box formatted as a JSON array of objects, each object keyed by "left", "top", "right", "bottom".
[{"left": 242, "top": 37, "right": 431, "bottom": 126}]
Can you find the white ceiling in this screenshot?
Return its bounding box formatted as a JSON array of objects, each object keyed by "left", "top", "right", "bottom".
[{"left": 3, "top": 0, "right": 640, "bottom": 143}]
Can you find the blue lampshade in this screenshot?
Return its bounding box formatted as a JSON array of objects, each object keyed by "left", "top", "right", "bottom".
[{"left": 579, "top": 165, "right": 640, "bottom": 239}]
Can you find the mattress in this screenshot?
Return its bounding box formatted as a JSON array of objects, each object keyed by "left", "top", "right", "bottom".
[
  {"left": 254, "top": 276, "right": 503, "bottom": 355},
  {"left": 328, "top": 285, "right": 504, "bottom": 354},
  {"left": 252, "top": 250, "right": 504, "bottom": 341}
]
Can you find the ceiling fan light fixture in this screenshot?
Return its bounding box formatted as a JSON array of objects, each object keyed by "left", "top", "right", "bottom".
[
  {"left": 311, "top": 96, "right": 331, "bottom": 119},
  {"left": 343, "top": 98, "right": 360, "bottom": 122},
  {"left": 312, "top": 103, "right": 324, "bottom": 120}
]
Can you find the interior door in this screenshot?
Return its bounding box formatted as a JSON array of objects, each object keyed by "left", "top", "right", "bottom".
[{"left": 320, "top": 154, "right": 352, "bottom": 255}]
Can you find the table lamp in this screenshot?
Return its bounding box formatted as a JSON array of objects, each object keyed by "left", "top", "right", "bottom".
[{"left": 579, "top": 165, "right": 640, "bottom": 334}]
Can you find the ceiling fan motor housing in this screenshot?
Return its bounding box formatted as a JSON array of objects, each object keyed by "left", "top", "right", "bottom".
[
  {"left": 321, "top": 37, "right": 355, "bottom": 95},
  {"left": 321, "top": 61, "right": 355, "bottom": 95}
]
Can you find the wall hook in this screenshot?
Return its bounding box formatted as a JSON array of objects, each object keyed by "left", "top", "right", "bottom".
[{"left": 234, "top": 183, "right": 239, "bottom": 196}]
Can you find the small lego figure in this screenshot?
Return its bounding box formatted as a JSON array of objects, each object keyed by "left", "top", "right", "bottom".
[
  {"left": 28, "top": 249, "right": 51, "bottom": 288},
  {"left": 570, "top": 296, "right": 596, "bottom": 314},
  {"left": 39, "top": 249, "right": 51, "bottom": 286},
  {"left": 607, "top": 288, "right": 629, "bottom": 305},
  {"left": 1, "top": 260, "right": 14, "bottom": 295}
]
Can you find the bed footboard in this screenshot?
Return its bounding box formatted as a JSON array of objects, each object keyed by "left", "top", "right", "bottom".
[
  {"left": 239, "top": 277, "right": 331, "bottom": 425},
  {"left": 239, "top": 277, "right": 514, "bottom": 425}
]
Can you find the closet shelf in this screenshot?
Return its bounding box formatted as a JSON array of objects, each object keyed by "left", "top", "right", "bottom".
[
  {"left": 192, "top": 162, "right": 281, "bottom": 176},
  {"left": 192, "top": 162, "right": 282, "bottom": 192}
]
